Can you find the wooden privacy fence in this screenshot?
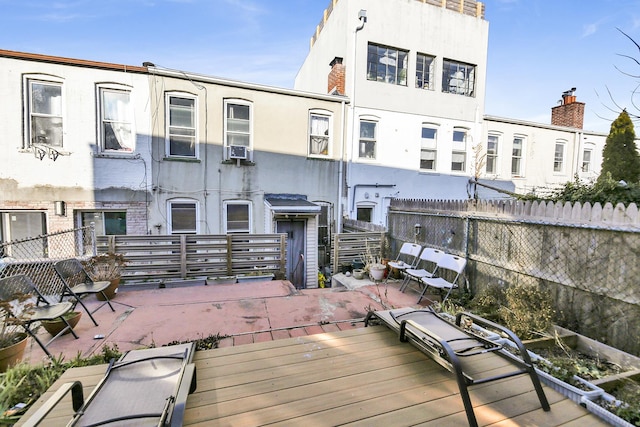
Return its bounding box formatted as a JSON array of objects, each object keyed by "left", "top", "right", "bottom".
[
  {"left": 97, "top": 234, "right": 286, "bottom": 283},
  {"left": 330, "top": 231, "right": 386, "bottom": 273}
]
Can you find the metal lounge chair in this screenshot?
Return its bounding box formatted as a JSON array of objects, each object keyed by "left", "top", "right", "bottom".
[
  {"left": 0, "top": 274, "right": 79, "bottom": 359},
  {"left": 54, "top": 258, "right": 115, "bottom": 326},
  {"left": 399, "top": 247, "right": 443, "bottom": 293},
  {"left": 365, "top": 307, "right": 550, "bottom": 427},
  {"left": 384, "top": 242, "right": 422, "bottom": 283},
  {"left": 23, "top": 342, "right": 197, "bottom": 427}
]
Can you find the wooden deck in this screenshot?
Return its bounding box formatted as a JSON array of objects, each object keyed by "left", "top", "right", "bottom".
[{"left": 18, "top": 326, "right": 608, "bottom": 426}]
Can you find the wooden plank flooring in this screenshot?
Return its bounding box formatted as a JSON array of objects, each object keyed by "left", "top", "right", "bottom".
[{"left": 17, "top": 326, "right": 609, "bottom": 426}]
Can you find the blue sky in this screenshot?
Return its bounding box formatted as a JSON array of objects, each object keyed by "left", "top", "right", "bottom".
[{"left": 1, "top": 0, "right": 639, "bottom": 133}]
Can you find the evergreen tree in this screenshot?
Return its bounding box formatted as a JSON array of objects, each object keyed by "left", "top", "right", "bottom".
[{"left": 599, "top": 109, "right": 640, "bottom": 184}]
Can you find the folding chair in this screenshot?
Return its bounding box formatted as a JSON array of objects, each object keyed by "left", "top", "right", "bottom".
[
  {"left": 0, "top": 274, "right": 78, "bottom": 359},
  {"left": 419, "top": 253, "right": 467, "bottom": 304},
  {"left": 384, "top": 242, "right": 422, "bottom": 283},
  {"left": 399, "top": 247, "right": 443, "bottom": 292},
  {"left": 54, "top": 258, "right": 115, "bottom": 326}
]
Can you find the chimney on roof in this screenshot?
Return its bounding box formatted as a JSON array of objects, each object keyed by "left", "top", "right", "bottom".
[
  {"left": 327, "top": 57, "right": 345, "bottom": 95},
  {"left": 551, "top": 87, "right": 584, "bottom": 129}
]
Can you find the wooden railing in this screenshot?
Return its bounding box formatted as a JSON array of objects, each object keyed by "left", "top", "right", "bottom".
[{"left": 330, "top": 231, "right": 386, "bottom": 273}]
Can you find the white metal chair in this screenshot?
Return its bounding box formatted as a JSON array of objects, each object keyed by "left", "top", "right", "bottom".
[
  {"left": 400, "top": 247, "right": 443, "bottom": 293},
  {"left": 419, "top": 253, "right": 467, "bottom": 304},
  {"left": 385, "top": 242, "right": 422, "bottom": 283}
]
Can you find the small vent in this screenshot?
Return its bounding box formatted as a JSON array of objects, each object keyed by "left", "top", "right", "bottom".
[{"left": 229, "top": 145, "right": 248, "bottom": 160}]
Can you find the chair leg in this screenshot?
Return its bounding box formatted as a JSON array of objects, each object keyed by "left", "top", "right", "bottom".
[
  {"left": 74, "top": 297, "right": 99, "bottom": 326},
  {"left": 100, "top": 293, "right": 115, "bottom": 312},
  {"left": 23, "top": 327, "right": 53, "bottom": 359}
]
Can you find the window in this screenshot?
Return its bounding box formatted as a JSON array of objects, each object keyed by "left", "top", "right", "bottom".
[
  {"left": 451, "top": 129, "right": 467, "bottom": 172},
  {"left": 442, "top": 59, "right": 475, "bottom": 96},
  {"left": 420, "top": 126, "right": 438, "bottom": 170},
  {"left": 100, "top": 88, "right": 133, "bottom": 152},
  {"left": 554, "top": 141, "right": 566, "bottom": 173},
  {"left": 486, "top": 134, "right": 499, "bottom": 174},
  {"left": 359, "top": 120, "right": 377, "bottom": 159},
  {"left": 416, "top": 53, "right": 435, "bottom": 90},
  {"left": 168, "top": 200, "right": 198, "bottom": 234},
  {"left": 512, "top": 137, "right": 524, "bottom": 176},
  {"left": 166, "top": 94, "right": 197, "bottom": 157},
  {"left": 367, "top": 43, "right": 408, "bottom": 86},
  {"left": 28, "top": 80, "right": 63, "bottom": 147},
  {"left": 582, "top": 149, "right": 592, "bottom": 172},
  {"left": 309, "top": 112, "right": 331, "bottom": 156},
  {"left": 356, "top": 206, "right": 373, "bottom": 223},
  {"left": 224, "top": 201, "right": 251, "bottom": 234},
  {"left": 225, "top": 100, "right": 252, "bottom": 149},
  {"left": 81, "top": 211, "right": 127, "bottom": 235}
]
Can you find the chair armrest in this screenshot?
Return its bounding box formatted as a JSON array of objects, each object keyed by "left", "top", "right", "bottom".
[{"left": 21, "top": 381, "right": 84, "bottom": 427}]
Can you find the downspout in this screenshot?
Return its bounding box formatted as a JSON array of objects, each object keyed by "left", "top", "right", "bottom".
[{"left": 337, "top": 98, "right": 347, "bottom": 232}]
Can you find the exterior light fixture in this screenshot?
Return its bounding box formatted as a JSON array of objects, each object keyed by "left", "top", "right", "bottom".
[{"left": 54, "top": 201, "right": 66, "bottom": 216}]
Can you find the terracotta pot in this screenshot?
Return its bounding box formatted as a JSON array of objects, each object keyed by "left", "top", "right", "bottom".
[
  {"left": 0, "top": 334, "right": 27, "bottom": 372},
  {"left": 97, "top": 278, "right": 120, "bottom": 300},
  {"left": 41, "top": 311, "right": 82, "bottom": 336}
]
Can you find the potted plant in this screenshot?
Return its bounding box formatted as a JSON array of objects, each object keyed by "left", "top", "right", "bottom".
[
  {"left": 0, "top": 294, "right": 32, "bottom": 372},
  {"left": 83, "top": 253, "right": 128, "bottom": 300},
  {"left": 360, "top": 244, "right": 386, "bottom": 281},
  {"left": 41, "top": 311, "right": 82, "bottom": 336}
]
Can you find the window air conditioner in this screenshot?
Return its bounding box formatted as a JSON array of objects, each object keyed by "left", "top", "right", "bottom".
[{"left": 229, "top": 145, "right": 248, "bottom": 160}]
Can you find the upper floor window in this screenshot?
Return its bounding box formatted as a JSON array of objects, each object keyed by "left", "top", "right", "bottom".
[
  {"left": 168, "top": 199, "right": 198, "bottom": 234},
  {"left": 359, "top": 119, "right": 377, "bottom": 159},
  {"left": 582, "top": 149, "right": 592, "bottom": 172},
  {"left": 451, "top": 128, "right": 468, "bottom": 172},
  {"left": 225, "top": 100, "right": 252, "bottom": 148},
  {"left": 416, "top": 53, "right": 435, "bottom": 90},
  {"left": 442, "top": 59, "right": 475, "bottom": 97},
  {"left": 224, "top": 201, "right": 251, "bottom": 234},
  {"left": 554, "top": 141, "right": 566, "bottom": 173},
  {"left": 28, "top": 80, "right": 63, "bottom": 147},
  {"left": 166, "top": 94, "right": 197, "bottom": 158},
  {"left": 512, "top": 136, "right": 524, "bottom": 176},
  {"left": 367, "top": 43, "right": 408, "bottom": 86},
  {"left": 486, "top": 134, "right": 499, "bottom": 174},
  {"left": 420, "top": 126, "right": 438, "bottom": 170},
  {"left": 309, "top": 112, "right": 331, "bottom": 156},
  {"left": 100, "top": 88, "right": 133, "bottom": 152}
]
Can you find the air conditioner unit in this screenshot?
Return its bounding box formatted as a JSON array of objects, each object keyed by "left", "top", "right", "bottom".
[{"left": 229, "top": 145, "right": 248, "bottom": 160}]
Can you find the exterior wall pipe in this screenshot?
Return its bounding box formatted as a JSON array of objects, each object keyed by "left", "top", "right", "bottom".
[{"left": 350, "top": 183, "right": 396, "bottom": 213}]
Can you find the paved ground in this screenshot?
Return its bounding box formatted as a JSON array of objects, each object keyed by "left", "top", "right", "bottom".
[{"left": 23, "top": 274, "right": 429, "bottom": 365}]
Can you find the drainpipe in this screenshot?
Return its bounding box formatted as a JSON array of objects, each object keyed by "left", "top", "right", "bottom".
[{"left": 337, "top": 98, "right": 348, "bottom": 232}]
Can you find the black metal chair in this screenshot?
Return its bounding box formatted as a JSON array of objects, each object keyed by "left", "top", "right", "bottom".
[
  {"left": 0, "top": 274, "right": 78, "bottom": 358},
  {"left": 54, "top": 258, "right": 115, "bottom": 326}
]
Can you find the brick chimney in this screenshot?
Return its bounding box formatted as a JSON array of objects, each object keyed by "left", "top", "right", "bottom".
[
  {"left": 551, "top": 87, "right": 584, "bottom": 129},
  {"left": 327, "top": 57, "right": 345, "bottom": 95}
]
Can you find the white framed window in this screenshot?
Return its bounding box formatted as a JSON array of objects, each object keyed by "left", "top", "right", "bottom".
[
  {"left": 442, "top": 59, "right": 476, "bottom": 97},
  {"left": 420, "top": 125, "right": 438, "bottom": 170},
  {"left": 26, "top": 79, "right": 63, "bottom": 148},
  {"left": 486, "top": 134, "right": 499, "bottom": 174},
  {"left": 168, "top": 199, "right": 198, "bottom": 234},
  {"left": 166, "top": 93, "right": 197, "bottom": 158},
  {"left": 451, "top": 128, "right": 468, "bottom": 172},
  {"left": 80, "top": 211, "right": 127, "bottom": 235},
  {"left": 582, "top": 148, "right": 592, "bottom": 172},
  {"left": 224, "top": 201, "right": 251, "bottom": 234},
  {"left": 416, "top": 53, "right": 435, "bottom": 90},
  {"left": 99, "top": 87, "right": 133, "bottom": 152},
  {"left": 356, "top": 205, "right": 373, "bottom": 223},
  {"left": 224, "top": 99, "right": 252, "bottom": 154},
  {"left": 367, "top": 43, "right": 408, "bottom": 86},
  {"left": 309, "top": 111, "right": 331, "bottom": 156},
  {"left": 554, "top": 140, "right": 566, "bottom": 173},
  {"left": 512, "top": 136, "right": 525, "bottom": 177},
  {"left": 359, "top": 119, "right": 377, "bottom": 159}
]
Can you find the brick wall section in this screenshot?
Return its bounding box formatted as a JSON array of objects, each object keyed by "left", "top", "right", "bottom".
[
  {"left": 551, "top": 101, "right": 585, "bottom": 129},
  {"left": 327, "top": 57, "right": 345, "bottom": 95}
]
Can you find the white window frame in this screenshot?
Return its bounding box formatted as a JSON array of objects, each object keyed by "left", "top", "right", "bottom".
[
  {"left": 167, "top": 199, "right": 199, "bottom": 234},
  {"left": 224, "top": 99, "right": 253, "bottom": 159},
  {"left": 512, "top": 136, "right": 525, "bottom": 177},
  {"left": 308, "top": 110, "right": 332, "bottom": 157},
  {"left": 165, "top": 92, "right": 198, "bottom": 158},
  {"left": 451, "top": 128, "right": 468, "bottom": 172},
  {"left": 554, "top": 140, "right": 567, "bottom": 173},
  {"left": 416, "top": 53, "right": 435, "bottom": 90},
  {"left": 486, "top": 133, "right": 499, "bottom": 175},
  {"left": 358, "top": 118, "right": 378, "bottom": 160},
  {"left": 442, "top": 59, "right": 476, "bottom": 97},
  {"left": 223, "top": 200, "right": 252, "bottom": 234},
  {"left": 79, "top": 211, "right": 127, "bottom": 235},
  {"left": 356, "top": 203, "right": 375, "bottom": 223},
  {"left": 25, "top": 76, "right": 64, "bottom": 149},
  {"left": 420, "top": 124, "right": 438, "bottom": 171},
  {"left": 98, "top": 85, "right": 134, "bottom": 153},
  {"left": 367, "top": 43, "right": 408, "bottom": 86},
  {"left": 582, "top": 148, "right": 593, "bottom": 173}
]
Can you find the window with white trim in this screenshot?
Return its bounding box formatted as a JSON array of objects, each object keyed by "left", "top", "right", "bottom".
[
  {"left": 442, "top": 59, "right": 475, "bottom": 96},
  {"left": 356, "top": 206, "right": 373, "bottom": 223},
  {"left": 512, "top": 136, "right": 524, "bottom": 176},
  {"left": 359, "top": 120, "right": 377, "bottom": 159},
  {"left": 224, "top": 100, "right": 252, "bottom": 151},
  {"left": 168, "top": 199, "right": 198, "bottom": 234},
  {"left": 486, "top": 134, "right": 499, "bottom": 174},
  {"left": 99, "top": 87, "right": 133, "bottom": 152},
  {"left": 309, "top": 112, "right": 331, "bottom": 156},
  {"left": 451, "top": 128, "right": 467, "bottom": 172},
  {"left": 224, "top": 201, "right": 251, "bottom": 234},
  {"left": 582, "top": 149, "right": 592, "bottom": 172},
  {"left": 420, "top": 126, "right": 438, "bottom": 170},
  {"left": 27, "top": 80, "right": 63, "bottom": 147},
  {"left": 166, "top": 94, "right": 197, "bottom": 158},
  {"left": 554, "top": 140, "right": 566, "bottom": 173},
  {"left": 367, "top": 43, "right": 408, "bottom": 86},
  {"left": 416, "top": 53, "right": 435, "bottom": 90}
]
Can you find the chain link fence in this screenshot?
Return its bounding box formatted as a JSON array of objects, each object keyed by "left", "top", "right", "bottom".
[{"left": 0, "top": 225, "right": 96, "bottom": 296}]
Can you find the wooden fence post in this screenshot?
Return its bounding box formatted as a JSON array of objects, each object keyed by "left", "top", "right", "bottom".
[{"left": 180, "top": 235, "right": 187, "bottom": 279}]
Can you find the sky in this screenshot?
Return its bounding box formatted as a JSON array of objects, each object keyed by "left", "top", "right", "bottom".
[{"left": 1, "top": 0, "right": 640, "bottom": 134}]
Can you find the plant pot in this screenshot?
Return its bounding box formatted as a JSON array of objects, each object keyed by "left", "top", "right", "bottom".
[
  {"left": 97, "top": 278, "right": 120, "bottom": 300},
  {"left": 353, "top": 269, "right": 365, "bottom": 280},
  {"left": 369, "top": 267, "right": 386, "bottom": 281},
  {"left": 0, "top": 333, "right": 27, "bottom": 372},
  {"left": 206, "top": 276, "right": 237, "bottom": 285},
  {"left": 41, "top": 311, "right": 82, "bottom": 336}
]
